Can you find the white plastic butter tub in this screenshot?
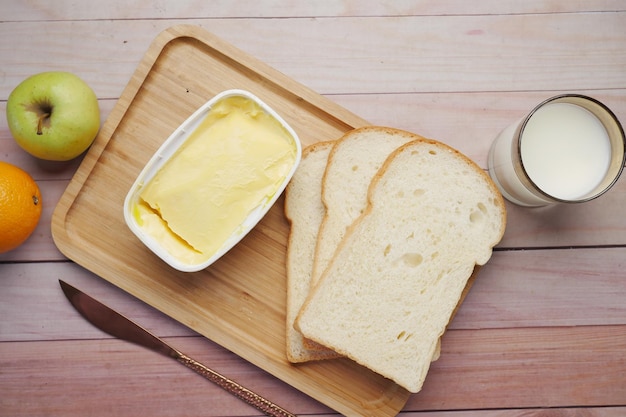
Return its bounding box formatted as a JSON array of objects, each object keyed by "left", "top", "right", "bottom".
[{"left": 124, "top": 89, "right": 302, "bottom": 272}]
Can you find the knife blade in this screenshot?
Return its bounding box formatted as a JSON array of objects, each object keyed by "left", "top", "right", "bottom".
[{"left": 59, "top": 280, "right": 296, "bottom": 417}]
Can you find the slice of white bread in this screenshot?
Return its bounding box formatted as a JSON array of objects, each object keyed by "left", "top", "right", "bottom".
[
  {"left": 307, "top": 126, "right": 444, "bottom": 359},
  {"left": 295, "top": 135, "right": 506, "bottom": 393},
  {"left": 311, "top": 127, "right": 419, "bottom": 288},
  {"left": 284, "top": 141, "right": 340, "bottom": 363}
]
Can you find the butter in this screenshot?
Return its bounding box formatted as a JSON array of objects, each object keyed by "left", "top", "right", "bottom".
[{"left": 133, "top": 94, "right": 298, "bottom": 267}]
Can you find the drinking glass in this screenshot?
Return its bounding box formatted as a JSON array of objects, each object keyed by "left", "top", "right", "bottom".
[{"left": 488, "top": 94, "right": 625, "bottom": 207}]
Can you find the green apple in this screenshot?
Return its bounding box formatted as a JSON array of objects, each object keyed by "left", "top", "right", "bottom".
[{"left": 6, "top": 71, "right": 100, "bottom": 161}]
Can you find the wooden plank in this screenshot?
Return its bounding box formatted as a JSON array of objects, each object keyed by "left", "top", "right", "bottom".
[
  {"left": 451, "top": 247, "right": 626, "bottom": 329},
  {"left": 0, "top": 337, "right": 332, "bottom": 417},
  {"left": 3, "top": 0, "right": 625, "bottom": 21},
  {"left": 1, "top": 12, "right": 625, "bottom": 98},
  {"left": 1, "top": 325, "right": 624, "bottom": 415},
  {"left": 0, "top": 262, "right": 198, "bottom": 341},
  {"left": 499, "top": 189, "right": 626, "bottom": 248},
  {"left": 331, "top": 90, "right": 626, "bottom": 167},
  {"left": 3, "top": 250, "right": 625, "bottom": 341},
  {"left": 408, "top": 325, "right": 626, "bottom": 410}
]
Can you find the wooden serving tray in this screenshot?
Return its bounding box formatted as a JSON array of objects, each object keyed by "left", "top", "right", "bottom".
[{"left": 52, "top": 24, "right": 410, "bottom": 416}]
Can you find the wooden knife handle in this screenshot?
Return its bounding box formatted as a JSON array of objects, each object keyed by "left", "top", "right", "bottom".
[{"left": 176, "top": 352, "right": 297, "bottom": 417}]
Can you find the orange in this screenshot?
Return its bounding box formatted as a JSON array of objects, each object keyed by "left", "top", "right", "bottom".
[{"left": 0, "top": 161, "right": 42, "bottom": 253}]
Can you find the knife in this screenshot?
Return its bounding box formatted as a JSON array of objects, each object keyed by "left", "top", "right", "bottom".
[{"left": 59, "top": 280, "right": 296, "bottom": 417}]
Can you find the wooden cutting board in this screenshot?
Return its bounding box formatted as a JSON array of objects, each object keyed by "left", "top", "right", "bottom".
[{"left": 51, "top": 24, "right": 411, "bottom": 416}]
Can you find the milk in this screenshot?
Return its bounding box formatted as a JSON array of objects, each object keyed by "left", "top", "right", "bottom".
[
  {"left": 521, "top": 103, "right": 611, "bottom": 200},
  {"left": 488, "top": 99, "right": 618, "bottom": 206}
]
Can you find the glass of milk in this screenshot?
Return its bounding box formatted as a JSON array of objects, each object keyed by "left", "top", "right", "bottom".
[{"left": 488, "top": 94, "right": 625, "bottom": 207}]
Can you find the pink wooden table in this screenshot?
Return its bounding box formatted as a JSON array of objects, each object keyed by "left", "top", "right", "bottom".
[{"left": 1, "top": 2, "right": 625, "bottom": 416}]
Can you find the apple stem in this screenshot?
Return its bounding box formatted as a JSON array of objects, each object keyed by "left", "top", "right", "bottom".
[{"left": 36, "top": 113, "right": 50, "bottom": 135}]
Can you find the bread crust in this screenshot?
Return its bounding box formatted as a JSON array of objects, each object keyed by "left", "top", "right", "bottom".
[
  {"left": 366, "top": 136, "right": 506, "bottom": 235},
  {"left": 284, "top": 140, "right": 341, "bottom": 362}
]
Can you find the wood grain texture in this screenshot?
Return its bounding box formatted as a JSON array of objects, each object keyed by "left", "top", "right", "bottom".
[
  {"left": 0, "top": 337, "right": 332, "bottom": 416},
  {"left": 1, "top": 2, "right": 625, "bottom": 416},
  {"left": 2, "top": 13, "right": 626, "bottom": 98},
  {"left": 49, "top": 25, "right": 410, "bottom": 416},
  {"left": 4, "top": 0, "right": 626, "bottom": 21},
  {"left": 1, "top": 326, "right": 624, "bottom": 415}
]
